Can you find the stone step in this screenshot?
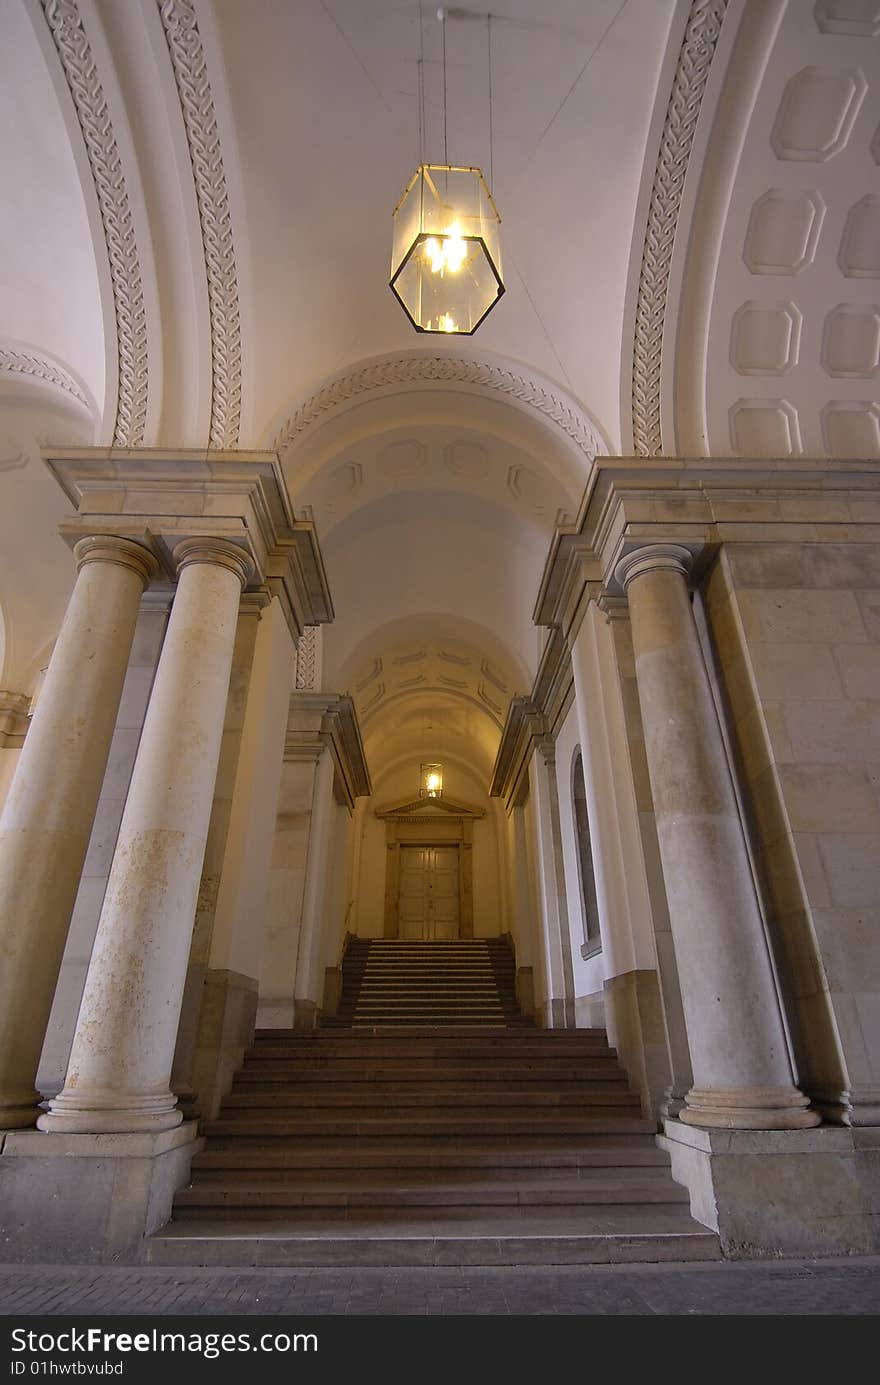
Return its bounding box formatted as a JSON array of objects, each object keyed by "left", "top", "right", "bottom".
[
  {"left": 173, "top": 1177, "right": 691, "bottom": 1212},
  {"left": 193, "top": 1135, "right": 668, "bottom": 1169},
  {"left": 253, "top": 1027, "right": 606, "bottom": 1040},
  {"left": 235, "top": 1066, "right": 628, "bottom": 1084},
  {"left": 191, "top": 1152, "right": 673, "bottom": 1179},
  {"left": 221, "top": 1088, "right": 640, "bottom": 1110},
  {"left": 249, "top": 1041, "right": 612, "bottom": 1047},
  {"left": 146, "top": 1207, "right": 719, "bottom": 1267},
  {"left": 205, "top": 1114, "right": 656, "bottom": 1138}
]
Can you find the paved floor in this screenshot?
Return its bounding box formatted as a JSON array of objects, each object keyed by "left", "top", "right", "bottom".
[{"left": 0, "top": 1257, "right": 879, "bottom": 1315}]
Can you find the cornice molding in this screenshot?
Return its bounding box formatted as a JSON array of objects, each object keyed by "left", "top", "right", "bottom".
[
  {"left": 631, "top": 0, "right": 728, "bottom": 457},
  {"left": 0, "top": 692, "right": 31, "bottom": 750},
  {"left": 490, "top": 627, "right": 574, "bottom": 811},
  {"left": 157, "top": 0, "right": 241, "bottom": 449},
  {"left": 40, "top": 0, "right": 148, "bottom": 446},
  {"left": 42, "top": 446, "right": 334, "bottom": 635},
  {"left": 0, "top": 348, "right": 90, "bottom": 410},
  {"left": 535, "top": 456, "right": 880, "bottom": 633},
  {"left": 273, "top": 354, "right": 605, "bottom": 463},
  {"left": 375, "top": 795, "right": 485, "bottom": 822},
  {"left": 285, "top": 692, "right": 371, "bottom": 807}
]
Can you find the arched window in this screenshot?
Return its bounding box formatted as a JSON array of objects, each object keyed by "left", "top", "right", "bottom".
[{"left": 571, "top": 749, "right": 601, "bottom": 958}]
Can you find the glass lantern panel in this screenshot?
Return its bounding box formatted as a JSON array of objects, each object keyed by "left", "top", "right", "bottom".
[
  {"left": 394, "top": 242, "right": 500, "bottom": 333},
  {"left": 391, "top": 172, "right": 423, "bottom": 276}
]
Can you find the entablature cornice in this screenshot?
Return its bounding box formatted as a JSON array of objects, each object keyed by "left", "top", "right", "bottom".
[
  {"left": 534, "top": 456, "right": 880, "bottom": 637},
  {"left": 284, "top": 691, "right": 371, "bottom": 810},
  {"left": 375, "top": 794, "right": 485, "bottom": 823},
  {"left": 0, "top": 692, "right": 30, "bottom": 749},
  {"left": 43, "top": 448, "right": 334, "bottom": 640}
]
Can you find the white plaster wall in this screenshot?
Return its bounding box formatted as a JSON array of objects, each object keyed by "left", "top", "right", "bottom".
[
  {"left": 554, "top": 700, "right": 606, "bottom": 1004},
  {"left": 209, "top": 599, "right": 295, "bottom": 981},
  {"left": 523, "top": 783, "right": 549, "bottom": 1011},
  {"left": 257, "top": 755, "right": 316, "bottom": 1026},
  {"left": 571, "top": 606, "right": 659, "bottom": 980},
  {"left": 37, "top": 598, "right": 169, "bottom": 1094},
  {"left": 0, "top": 747, "right": 20, "bottom": 812},
  {"left": 355, "top": 807, "right": 386, "bottom": 939},
  {"left": 320, "top": 799, "right": 352, "bottom": 973}
]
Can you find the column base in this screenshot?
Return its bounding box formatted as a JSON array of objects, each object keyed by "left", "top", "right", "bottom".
[
  {"left": 38, "top": 1089, "right": 183, "bottom": 1135},
  {"left": 680, "top": 1085, "right": 820, "bottom": 1130},
  {"left": 0, "top": 1123, "right": 202, "bottom": 1262},
  {"left": 659, "top": 1119, "right": 880, "bottom": 1257},
  {"left": 811, "top": 1085, "right": 880, "bottom": 1128}
]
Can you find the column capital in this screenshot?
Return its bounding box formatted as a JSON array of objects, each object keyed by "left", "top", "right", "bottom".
[
  {"left": 172, "top": 538, "right": 254, "bottom": 589},
  {"left": 615, "top": 544, "right": 694, "bottom": 592},
  {"left": 73, "top": 535, "right": 159, "bottom": 588}
]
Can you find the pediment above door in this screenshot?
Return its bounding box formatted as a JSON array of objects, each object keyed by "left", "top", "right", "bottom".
[{"left": 375, "top": 796, "right": 485, "bottom": 823}]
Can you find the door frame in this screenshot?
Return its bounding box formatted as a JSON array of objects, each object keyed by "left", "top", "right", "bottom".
[
  {"left": 397, "top": 843, "right": 462, "bottom": 941},
  {"left": 375, "top": 796, "right": 485, "bottom": 940}
]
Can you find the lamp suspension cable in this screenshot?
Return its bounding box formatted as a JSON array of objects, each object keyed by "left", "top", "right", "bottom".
[
  {"left": 389, "top": 2, "right": 504, "bottom": 335},
  {"left": 487, "top": 12, "right": 494, "bottom": 195},
  {"left": 440, "top": 5, "right": 448, "bottom": 167},
  {"left": 418, "top": 0, "right": 425, "bottom": 167}
]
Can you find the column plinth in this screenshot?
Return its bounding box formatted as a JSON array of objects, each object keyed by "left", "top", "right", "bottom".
[
  {"left": 0, "top": 536, "right": 157, "bottom": 1129},
  {"left": 616, "top": 544, "right": 818, "bottom": 1132},
  {"left": 40, "top": 539, "right": 253, "bottom": 1135}
]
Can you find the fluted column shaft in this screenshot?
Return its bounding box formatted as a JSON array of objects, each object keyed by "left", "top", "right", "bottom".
[
  {"left": 0, "top": 537, "right": 157, "bottom": 1128},
  {"left": 40, "top": 539, "right": 252, "bottom": 1134},
  {"left": 618, "top": 545, "right": 817, "bottom": 1130}
]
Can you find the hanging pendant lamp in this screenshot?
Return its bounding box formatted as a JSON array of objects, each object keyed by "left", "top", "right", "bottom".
[{"left": 390, "top": 8, "right": 503, "bottom": 335}]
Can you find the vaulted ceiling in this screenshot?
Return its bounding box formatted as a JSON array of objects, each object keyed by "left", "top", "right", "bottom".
[{"left": 1, "top": 0, "right": 878, "bottom": 768}]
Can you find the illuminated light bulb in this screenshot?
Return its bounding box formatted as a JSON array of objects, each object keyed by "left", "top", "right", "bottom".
[
  {"left": 439, "top": 313, "right": 456, "bottom": 333},
  {"left": 425, "top": 237, "right": 444, "bottom": 273},
  {"left": 443, "top": 222, "right": 467, "bottom": 272},
  {"left": 426, "top": 772, "right": 441, "bottom": 795}
]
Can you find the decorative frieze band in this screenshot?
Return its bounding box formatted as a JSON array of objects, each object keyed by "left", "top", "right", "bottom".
[
  {"left": 274, "top": 356, "right": 605, "bottom": 463},
  {"left": 631, "top": 0, "right": 728, "bottom": 457},
  {"left": 157, "top": 0, "right": 242, "bottom": 448},
  {"left": 41, "top": 0, "right": 148, "bottom": 446},
  {"left": 0, "top": 348, "right": 89, "bottom": 409}
]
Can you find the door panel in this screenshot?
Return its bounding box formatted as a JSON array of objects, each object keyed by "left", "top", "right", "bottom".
[
  {"left": 398, "top": 846, "right": 430, "bottom": 940},
  {"left": 431, "top": 846, "right": 460, "bottom": 940},
  {"left": 397, "top": 845, "right": 460, "bottom": 940}
]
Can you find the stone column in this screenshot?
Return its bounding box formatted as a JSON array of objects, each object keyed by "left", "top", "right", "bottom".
[
  {"left": 0, "top": 536, "right": 157, "bottom": 1128},
  {"left": 617, "top": 544, "right": 817, "bottom": 1129},
  {"left": 40, "top": 539, "right": 252, "bottom": 1135}
]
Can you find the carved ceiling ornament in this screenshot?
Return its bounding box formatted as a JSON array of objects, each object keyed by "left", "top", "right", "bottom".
[
  {"left": 631, "top": 0, "right": 729, "bottom": 456},
  {"left": 0, "top": 348, "right": 90, "bottom": 410},
  {"left": 40, "top": 0, "right": 148, "bottom": 446},
  {"left": 157, "top": 0, "right": 242, "bottom": 448},
  {"left": 273, "top": 354, "right": 606, "bottom": 465}
]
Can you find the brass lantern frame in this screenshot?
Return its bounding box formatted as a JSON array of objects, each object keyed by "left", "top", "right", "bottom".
[{"left": 389, "top": 164, "right": 504, "bottom": 336}]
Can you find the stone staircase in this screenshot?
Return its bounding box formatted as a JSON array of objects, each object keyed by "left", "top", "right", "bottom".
[
  {"left": 147, "top": 954, "right": 718, "bottom": 1265},
  {"left": 325, "top": 937, "right": 528, "bottom": 1027}
]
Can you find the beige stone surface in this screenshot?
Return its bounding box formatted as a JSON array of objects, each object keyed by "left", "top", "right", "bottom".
[
  {"left": 40, "top": 542, "right": 250, "bottom": 1135},
  {"left": 0, "top": 538, "right": 157, "bottom": 1128},
  {"left": 660, "top": 1118, "right": 880, "bottom": 1256},
  {"left": 620, "top": 546, "right": 816, "bottom": 1130},
  {"left": 706, "top": 539, "right": 880, "bottom": 1123}
]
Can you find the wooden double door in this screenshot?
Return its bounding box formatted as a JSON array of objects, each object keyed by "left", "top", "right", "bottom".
[{"left": 398, "top": 844, "right": 461, "bottom": 940}]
